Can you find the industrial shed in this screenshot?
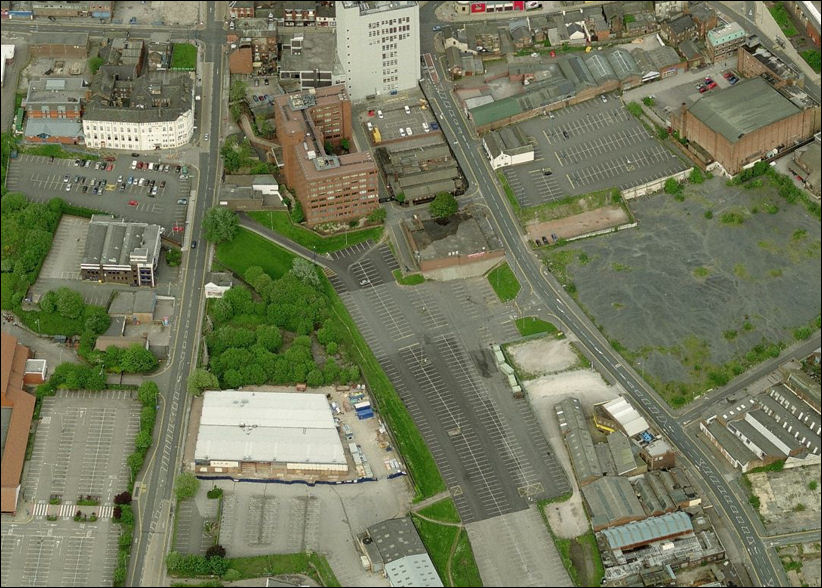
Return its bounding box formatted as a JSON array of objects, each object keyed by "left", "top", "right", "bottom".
[
  {"left": 602, "top": 396, "right": 649, "bottom": 438},
  {"left": 600, "top": 511, "right": 693, "bottom": 552},
  {"left": 194, "top": 390, "right": 348, "bottom": 479},
  {"left": 582, "top": 476, "right": 646, "bottom": 531}
]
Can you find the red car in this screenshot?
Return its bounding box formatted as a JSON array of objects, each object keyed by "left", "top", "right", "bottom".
[
  {"left": 699, "top": 86, "right": 708, "bottom": 93},
  {"left": 707, "top": 81, "right": 717, "bottom": 89},
  {"left": 128, "top": 200, "right": 138, "bottom": 206}
]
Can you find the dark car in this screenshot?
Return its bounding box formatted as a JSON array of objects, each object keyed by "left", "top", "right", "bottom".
[
  {"left": 562, "top": 130, "right": 569, "bottom": 138},
  {"left": 191, "top": 240, "right": 197, "bottom": 249},
  {"left": 131, "top": 153, "right": 140, "bottom": 157},
  {"left": 82, "top": 185, "right": 88, "bottom": 193},
  {"left": 541, "top": 236, "right": 549, "bottom": 244}
]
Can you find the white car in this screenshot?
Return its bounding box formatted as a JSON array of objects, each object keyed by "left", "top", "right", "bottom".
[
  {"left": 377, "top": 110, "right": 383, "bottom": 119},
  {"left": 422, "top": 122, "right": 429, "bottom": 132},
  {"left": 399, "top": 128, "right": 406, "bottom": 137},
  {"left": 406, "top": 127, "right": 412, "bottom": 136},
  {"left": 204, "top": 133, "right": 209, "bottom": 141},
  {"left": 404, "top": 105, "right": 411, "bottom": 114},
  {"left": 367, "top": 121, "right": 373, "bottom": 131}
]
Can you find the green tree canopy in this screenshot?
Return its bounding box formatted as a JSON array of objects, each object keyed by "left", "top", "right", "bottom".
[
  {"left": 429, "top": 192, "right": 458, "bottom": 221},
  {"left": 187, "top": 368, "right": 219, "bottom": 396},
  {"left": 202, "top": 207, "right": 239, "bottom": 244},
  {"left": 138, "top": 381, "right": 159, "bottom": 407},
  {"left": 174, "top": 472, "right": 200, "bottom": 501}
]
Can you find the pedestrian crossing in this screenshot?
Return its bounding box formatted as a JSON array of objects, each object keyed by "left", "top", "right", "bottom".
[{"left": 31, "top": 501, "right": 115, "bottom": 519}]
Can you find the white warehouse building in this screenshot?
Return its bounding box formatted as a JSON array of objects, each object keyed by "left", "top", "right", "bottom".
[
  {"left": 83, "top": 71, "right": 194, "bottom": 151},
  {"left": 335, "top": 1, "right": 421, "bottom": 101},
  {"left": 482, "top": 126, "right": 535, "bottom": 169},
  {"left": 194, "top": 390, "right": 349, "bottom": 479}
]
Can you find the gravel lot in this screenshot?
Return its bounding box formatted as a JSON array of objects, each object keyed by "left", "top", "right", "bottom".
[
  {"left": 543, "top": 178, "right": 821, "bottom": 399},
  {"left": 748, "top": 465, "right": 822, "bottom": 535}
]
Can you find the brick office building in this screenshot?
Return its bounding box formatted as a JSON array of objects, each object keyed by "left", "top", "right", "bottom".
[
  {"left": 273, "top": 85, "right": 379, "bottom": 226},
  {"left": 672, "top": 77, "right": 820, "bottom": 175}
]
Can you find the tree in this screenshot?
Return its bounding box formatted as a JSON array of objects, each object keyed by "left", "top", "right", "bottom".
[
  {"left": 206, "top": 544, "right": 226, "bottom": 559},
  {"left": 256, "top": 325, "right": 283, "bottom": 352},
  {"left": 187, "top": 368, "right": 219, "bottom": 396},
  {"left": 229, "top": 79, "right": 248, "bottom": 103},
  {"left": 175, "top": 472, "right": 200, "bottom": 501},
  {"left": 127, "top": 452, "right": 144, "bottom": 480},
  {"left": 290, "top": 199, "right": 305, "bottom": 223},
  {"left": 340, "top": 137, "right": 350, "bottom": 151},
  {"left": 429, "top": 192, "right": 458, "bottom": 221},
  {"left": 291, "top": 258, "right": 321, "bottom": 288},
  {"left": 166, "top": 248, "right": 182, "bottom": 266},
  {"left": 39, "top": 290, "right": 57, "bottom": 313},
  {"left": 210, "top": 298, "right": 234, "bottom": 324},
  {"left": 55, "top": 287, "right": 85, "bottom": 319},
  {"left": 138, "top": 381, "right": 159, "bottom": 407},
  {"left": 368, "top": 207, "right": 386, "bottom": 223},
  {"left": 114, "top": 491, "right": 132, "bottom": 505},
  {"left": 306, "top": 368, "right": 324, "bottom": 387},
  {"left": 140, "top": 406, "right": 156, "bottom": 431},
  {"left": 121, "top": 345, "right": 158, "bottom": 373},
  {"left": 88, "top": 56, "right": 104, "bottom": 74},
  {"left": 202, "top": 207, "right": 239, "bottom": 244},
  {"left": 222, "top": 285, "right": 254, "bottom": 315},
  {"left": 395, "top": 192, "right": 406, "bottom": 203},
  {"left": 664, "top": 177, "right": 683, "bottom": 195},
  {"left": 135, "top": 430, "right": 153, "bottom": 452},
  {"left": 83, "top": 305, "right": 110, "bottom": 334}
]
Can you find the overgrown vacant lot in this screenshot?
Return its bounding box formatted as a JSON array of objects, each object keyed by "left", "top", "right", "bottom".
[{"left": 543, "top": 177, "right": 821, "bottom": 406}]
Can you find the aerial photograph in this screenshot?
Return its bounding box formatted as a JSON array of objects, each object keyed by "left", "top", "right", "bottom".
[{"left": 1, "top": 1, "right": 820, "bottom": 587}]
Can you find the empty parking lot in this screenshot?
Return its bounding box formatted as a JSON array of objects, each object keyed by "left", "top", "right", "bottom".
[
  {"left": 333, "top": 246, "right": 570, "bottom": 524},
  {"left": 502, "top": 95, "right": 688, "bottom": 207}
]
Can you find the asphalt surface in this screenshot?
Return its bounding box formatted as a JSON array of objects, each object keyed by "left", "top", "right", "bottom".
[{"left": 419, "top": 32, "right": 792, "bottom": 588}]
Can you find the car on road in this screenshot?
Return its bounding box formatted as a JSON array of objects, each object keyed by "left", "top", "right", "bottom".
[
  {"left": 131, "top": 153, "right": 139, "bottom": 158},
  {"left": 177, "top": 198, "right": 188, "bottom": 205},
  {"left": 128, "top": 200, "right": 138, "bottom": 206},
  {"left": 377, "top": 110, "right": 383, "bottom": 119},
  {"left": 191, "top": 240, "right": 197, "bottom": 249},
  {"left": 48, "top": 16, "right": 56, "bottom": 21},
  {"left": 204, "top": 133, "right": 209, "bottom": 141},
  {"left": 432, "top": 25, "right": 442, "bottom": 31}
]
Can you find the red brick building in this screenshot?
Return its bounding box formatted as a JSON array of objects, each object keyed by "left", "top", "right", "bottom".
[
  {"left": 1, "top": 333, "right": 36, "bottom": 514},
  {"left": 273, "top": 85, "right": 379, "bottom": 226},
  {"left": 672, "top": 77, "right": 820, "bottom": 174}
]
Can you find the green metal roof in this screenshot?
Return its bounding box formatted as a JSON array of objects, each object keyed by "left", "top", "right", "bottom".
[
  {"left": 470, "top": 96, "right": 522, "bottom": 128},
  {"left": 688, "top": 77, "right": 800, "bottom": 143}
]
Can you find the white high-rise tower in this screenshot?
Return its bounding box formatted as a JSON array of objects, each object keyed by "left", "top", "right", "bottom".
[{"left": 336, "top": 1, "right": 421, "bottom": 102}]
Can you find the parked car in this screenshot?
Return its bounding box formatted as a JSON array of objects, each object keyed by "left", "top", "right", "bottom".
[
  {"left": 367, "top": 121, "right": 373, "bottom": 131},
  {"left": 74, "top": 159, "right": 81, "bottom": 167},
  {"left": 204, "top": 133, "right": 209, "bottom": 141},
  {"left": 399, "top": 128, "right": 406, "bottom": 137},
  {"left": 159, "top": 180, "right": 166, "bottom": 189},
  {"left": 404, "top": 105, "right": 411, "bottom": 115},
  {"left": 699, "top": 86, "right": 708, "bottom": 93},
  {"left": 128, "top": 200, "right": 138, "bottom": 206},
  {"left": 422, "top": 122, "right": 429, "bottom": 132},
  {"left": 707, "top": 81, "right": 717, "bottom": 89},
  {"left": 63, "top": 175, "right": 70, "bottom": 182},
  {"left": 377, "top": 110, "right": 383, "bottom": 119},
  {"left": 82, "top": 185, "right": 88, "bottom": 193},
  {"left": 177, "top": 198, "right": 188, "bottom": 205},
  {"left": 65, "top": 184, "right": 71, "bottom": 191},
  {"left": 406, "top": 127, "right": 412, "bottom": 136}
]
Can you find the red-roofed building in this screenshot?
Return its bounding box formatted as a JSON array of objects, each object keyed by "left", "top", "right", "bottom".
[{"left": 1, "top": 333, "right": 37, "bottom": 514}]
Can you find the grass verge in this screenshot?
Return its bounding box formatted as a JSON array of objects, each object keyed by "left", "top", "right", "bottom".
[
  {"left": 412, "top": 515, "right": 460, "bottom": 585},
  {"left": 171, "top": 43, "right": 197, "bottom": 70},
  {"left": 496, "top": 171, "right": 521, "bottom": 215},
  {"left": 247, "top": 210, "right": 383, "bottom": 254},
  {"left": 418, "top": 498, "right": 461, "bottom": 523},
  {"left": 412, "top": 500, "right": 483, "bottom": 587},
  {"left": 323, "top": 275, "right": 445, "bottom": 500},
  {"left": 800, "top": 49, "right": 821, "bottom": 73},
  {"left": 487, "top": 262, "right": 521, "bottom": 302},
  {"left": 225, "top": 553, "right": 338, "bottom": 585},
  {"left": 515, "top": 317, "right": 559, "bottom": 337},
  {"left": 537, "top": 499, "right": 603, "bottom": 587},
  {"left": 392, "top": 269, "right": 425, "bottom": 285},
  {"left": 216, "top": 228, "right": 296, "bottom": 280}
]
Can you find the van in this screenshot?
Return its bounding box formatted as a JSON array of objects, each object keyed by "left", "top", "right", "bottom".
[{"left": 404, "top": 105, "right": 411, "bottom": 115}]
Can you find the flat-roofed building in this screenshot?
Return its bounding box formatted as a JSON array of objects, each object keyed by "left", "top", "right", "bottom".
[
  {"left": 672, "top": 77, "right": 820, "bottom": 175},
  {"left": 194, "top": 390, "right": 348, "bottom": 478},
  {"left": 278, "top": 30, "right": 346, "bottom": 90},
  {"left": 273, "top": 85, "right": 379, "bottom": 225},
  {"left": 640, "top": 438, "right": 676, "bottom": 470},
  {"left": 335, "top": 1, "right": 420, "bottom": 101},
  {"left": 706, "top": 21, "right": 745, "bottom": 62},
  {"left": 80, "top": 215, "right": 162, "bottom": 287},
  {"left": 700, "top": 417, "right": 760, "bottom": 472}
]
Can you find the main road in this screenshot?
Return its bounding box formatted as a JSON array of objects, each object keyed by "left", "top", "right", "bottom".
[{"left": 420, "top": 41, "right": 790, "bottom": 588}]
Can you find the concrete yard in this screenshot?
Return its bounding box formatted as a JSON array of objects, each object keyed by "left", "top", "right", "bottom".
[
  {"left": 543, "top": 177, "right": 822, "bottom": 401},
  {"left": 748, "top": 465, "right": 822, "bottom": 535},
  {"left": 501, "top": 96, "right": 688, "bottom": 208}
]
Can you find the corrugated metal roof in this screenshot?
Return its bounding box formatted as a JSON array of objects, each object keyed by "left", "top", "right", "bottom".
[
  {"left": 603, "top": 397, "right": 648, "bottom": 437},
  {"left": 601, "top": 511, "right": 693, "bottom": 550}
]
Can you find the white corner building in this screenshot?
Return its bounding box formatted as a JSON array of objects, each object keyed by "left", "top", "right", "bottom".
[{"left": 335, "top": 1, "right": 421, "bottom": 101}]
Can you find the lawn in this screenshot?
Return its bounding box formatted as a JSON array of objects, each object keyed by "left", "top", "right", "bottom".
[
  {"left": 487, "top": 262, "right": 520, "bottom": 302},
  {"left": 171, "top": 43, "right": 197, "bottom": 71},
  {"left": 216, "top": 228, "right": 296, "bottom": 280},
  {"left": 418, "top": 498, "right": 461, "bottom": 523},
  {"left": 496, "top": 171, "right": 521, "bottom": 214},
  {"left": 412, "top": 515, "right": 458, "bottom": 585},
  {"left": 800, "top": 49, "right": 821, "bottom": 73},
  {"left": 451, "top": 529, "right": 483, "bottom": 587},
  {"left": 515, "top": 317, "right": 559, "bottom": 337},
  {"left": 226, "top": 553, "right": 339, "bottom": 586},
  {"left": 247, "top": 210, "right": 384, "bottom": 254},
  {"left": 392, "top": 269, "right": 425, "bottom": 285},
  {"left": 769, "top": 3, "right": 798, "bottom": 36}
]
